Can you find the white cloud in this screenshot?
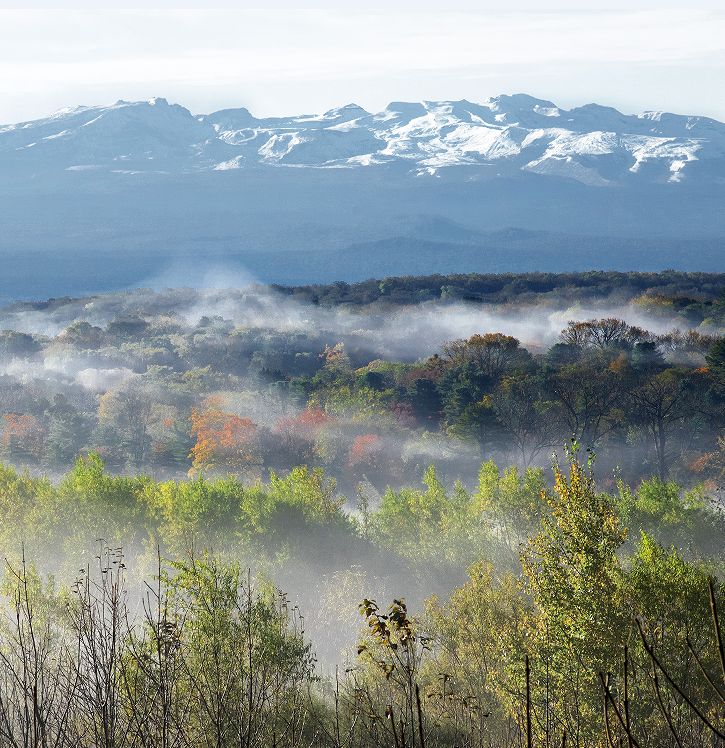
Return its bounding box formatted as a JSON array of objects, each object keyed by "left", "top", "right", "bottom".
[{"left": 0, "top": 10, "right": 724, "bottom": 123}]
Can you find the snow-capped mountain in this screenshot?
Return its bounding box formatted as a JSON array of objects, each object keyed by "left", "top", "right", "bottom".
[
  {"left": 3, "top": 94, "right": 725, "bottom": 185},
  {"left": 2, "top": 94, "right": 725, "bottom": 304}
]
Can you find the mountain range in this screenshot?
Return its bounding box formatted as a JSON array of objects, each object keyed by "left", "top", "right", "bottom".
[{"left": 1, "top": 94, "right": 724, "bottom": 303}]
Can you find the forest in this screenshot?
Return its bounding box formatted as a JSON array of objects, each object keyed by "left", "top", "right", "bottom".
[
  {"left": 2, "top": 270, "right": 725, "bottom": 746},
  {"left": 2, "top": 269, "right": 725, "bottom": 488}
]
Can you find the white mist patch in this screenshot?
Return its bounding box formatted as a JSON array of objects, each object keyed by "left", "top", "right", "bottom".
[
  {"left": 0, "top": 286, "right": 716, "bottom": 388},
  {"left": 312, "top": 303, "right": 573, "bottom": 362},
  {"left": 134, "top": 261, "right": 261, "bottom": 295},
  {"left": 178, "top": 286, "right": 331, "bottom": 331},
  {"left": 76, "top": 367, "right": 133, "bottom": 392},
  {"left": 0, "top": 359, "right": 52, "bottom": 381}
]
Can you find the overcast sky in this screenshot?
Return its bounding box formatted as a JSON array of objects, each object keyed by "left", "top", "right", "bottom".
[{"left": 1, "top": 9, "right": 725, "bottom": 125}]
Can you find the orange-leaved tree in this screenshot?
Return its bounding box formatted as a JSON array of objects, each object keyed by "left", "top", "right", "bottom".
[
  {"left": 275, "top": 408, "right": 333, "bottom": 440},
  {"left": 188, "top": 397, "right": 257, "bottom": 477},
  {"left": 350, "top": 434, "right": 379, "bottom": 467},
  {"left": 1, "top": 414, "right": 44, "bottom": 462}
]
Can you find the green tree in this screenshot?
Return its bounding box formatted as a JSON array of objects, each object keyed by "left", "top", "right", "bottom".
[
  {"left": 616, "top": 536, "right": 725, "bottom": 747},
  {"left": 490, "top": 374, "right": 560, "bottom": 466},
  {"left": 165, "top": 554, "right": 314, "bottom": 747},
  {"left": 44, "top": 394, "right": 93, "bottom": 467},
  {"left": 0, "top": 330, "right": 41, "bottom": 359},
  {"left": 446, "top": 398, "right": 504, "bottom": 455},
  {"left": 438, "top": 361, "right": 492, "bottom": 428},
  {"left": 97, "top": 386, "right": 153, "bottom": 470},
  {"left": 60, "top": 320, "right": 105, "bottom": 349},
  {"left": 474, "top": 460, "right": 551, "bottom": 563},
  {"left": 373, "top": 465, "right": 490, "bottom": 573},
  {"left": 615, "top": 475, "right": 721, "bottom": 554},
  {"left": 441, "top": 333, "right": 531, "bottom": 380},
  {"left": 405, "top": 377, "right": 443, "bottom": 425},
  {"left": 630, "top": 367, "right": 704, "bottom": 480},
  {"left": 0, "top": 555, "right": 77, "bottom": 747},
  {"left": 706, "top": 337, "right": 725, "bottom": 394},
  {"left": 423, "top": 558, "right": 531, "bottom": 748},
  {"left": 547, "top": 356, "right": 627, "bottom": 451},
  {"left": 631, "top": 340, "right": 665, "bottom": 370},
  {"left": 520, "top": 445, "right": 628, "bottom": 746}
]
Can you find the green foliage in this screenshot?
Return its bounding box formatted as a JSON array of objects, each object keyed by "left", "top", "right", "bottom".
[
  {"left": 404, "top": 376, "right": 443, "bottom": 424},
  {"left": 140, "top": 464, "right": 353, "bottom": 562},
  {"left": 706, "top": 337, "right": 725, "bottom": 395},
  {"left": 0, "top": 462, "right": 56, "bottom": 535},
  {"left": 1, "top": 432, "right": 725, "bottom": 746},
  {"left": 0, "top": 460, "right": 92, "bottom": 575},
  {"left": 141, "top": 471, "right": 253, "bottom": 555},
  {"left": 705, "top": 337, "right": 725, "bottom": 369},
  {"left": 266, "top": 466, "right": 347, "bottom": 526},
  {"left": 521, "top": 446, "right": 627, "bottom": 649},
  {"left": 59, "top": 452, "right": 141, "bottom": 517},
  {"left": 45, "top": 394, "right": 93, "bottom": 467},
  {"left": 631, "top": 340, "right": 665, "bottom": 369},
  {"left": 616, "top": 536, "right": 725, "bottom": 746},
  {"left": 446, "top": 398, "right": 503, "bottom": 452},
  {"left": 625, "top": 533, "right": 716, "bottom": 635},
  {"left": 438, "top": 361, "right": 493, "bottom": 427},
  {"left": 0, "top": 452, "right": 364, "bottom": 584},
  {"left": 615, "top": 475, "right": 720, "bottom": 553},
  {"left": 164, "top": 553, "right": 314, "bottom": 746},
  {"left": 424, "top": 558, "right": 530, "bottom": 747},
  {"left": 0, "top": 330, "right": 41, "bottom": 358},
  {"left": 474, "top": 460, "right": 551, "bottom": 562},
  {"left": 520, "top": 445, "right": 628, "bottom": 744},
  {"left": 60, "top": 320, "right": 105, "bottom": 349},
  {"left": 0, "top": 549, "right": 315, "bottom": 748},
  {"left": 0, "top": 558, "right": 67, "bottom": 624},
  {"left": 544, "top": 342, "right": 580, "bottom": 369},
  {"left": 373, "top": 465, "right": 490, "bottom": 571},
  {"left": 308, "top": 381, "right": 394, "bottom": 422}
]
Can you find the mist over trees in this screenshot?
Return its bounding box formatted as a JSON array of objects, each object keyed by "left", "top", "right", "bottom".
[
  {"left": 1, "top": 270, "right": 725, "bottom": 488},
  {"left": 2, "top": 271, "right": 725, "bottom": 746},
  {"left": 1, "top": 445, "right": 725, "bottom": 746}
]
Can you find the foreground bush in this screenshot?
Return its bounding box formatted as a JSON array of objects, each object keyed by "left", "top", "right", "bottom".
[{"left": 0, "top": 548, "right": 313, "bottom": 748}]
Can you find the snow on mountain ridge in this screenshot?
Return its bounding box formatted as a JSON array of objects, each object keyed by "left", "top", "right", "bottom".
[{"left": 1, "top": 95, "right": 724, "bottom": 185}]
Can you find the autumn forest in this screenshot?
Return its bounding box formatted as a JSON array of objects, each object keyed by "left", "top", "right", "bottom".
[{"left": 3, "top": 270, "right": 725, "bottom": 747}]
